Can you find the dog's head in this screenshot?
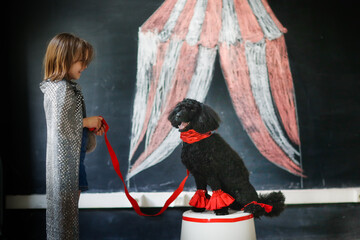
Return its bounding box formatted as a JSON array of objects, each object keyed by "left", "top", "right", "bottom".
[{"left": 168, "top": 98, "right": 220, "bottom": 133}]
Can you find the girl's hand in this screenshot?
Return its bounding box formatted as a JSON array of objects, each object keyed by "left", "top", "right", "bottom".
[
  {"left": 83, "top": 116, "right": 105, "bottom": 136},
  {"left": 95, "top": 124, "right": 105, "bottom": 136}
]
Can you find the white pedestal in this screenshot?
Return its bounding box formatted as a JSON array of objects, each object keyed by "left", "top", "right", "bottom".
[{"left": 180, "top": 210, "right": 256, "bottom": 240}]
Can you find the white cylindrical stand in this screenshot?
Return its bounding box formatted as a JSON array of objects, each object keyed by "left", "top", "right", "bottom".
[{"left": 180, "top": 210, "right": 256, "bottom": 240}]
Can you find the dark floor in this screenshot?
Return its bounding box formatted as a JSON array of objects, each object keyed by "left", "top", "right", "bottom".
[{"left": 2, "top": 204, "right": 360, "bottom": 240}]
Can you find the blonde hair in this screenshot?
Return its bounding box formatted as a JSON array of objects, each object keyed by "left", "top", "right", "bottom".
[{"left": 43, "top": 33, "right": 94, "bottom": 81}]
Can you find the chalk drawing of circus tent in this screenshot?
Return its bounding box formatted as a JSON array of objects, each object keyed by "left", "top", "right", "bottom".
[{"left": 127, "top": 0, "right": 304, "bottom": 180}]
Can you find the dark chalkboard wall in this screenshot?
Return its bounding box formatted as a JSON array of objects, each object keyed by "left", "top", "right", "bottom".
[{"left": 2, "top": 0, "right": 360, "bottom": 195}]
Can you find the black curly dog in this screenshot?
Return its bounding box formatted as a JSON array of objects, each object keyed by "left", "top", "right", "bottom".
[{"left": 168, "top": 98, "right": 285, "bottom": 218}]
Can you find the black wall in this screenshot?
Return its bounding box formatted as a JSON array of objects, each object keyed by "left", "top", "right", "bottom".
[
  {"left": 2, "top": 0, "right": 360, "bottom": 239},
  {"left": 3, "top": 0, "right": 360, "bottom": 194}
]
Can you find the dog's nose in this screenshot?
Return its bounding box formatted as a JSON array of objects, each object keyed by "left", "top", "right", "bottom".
[{"left": 176, "top": 112, "right": 181, "bottom": 118}]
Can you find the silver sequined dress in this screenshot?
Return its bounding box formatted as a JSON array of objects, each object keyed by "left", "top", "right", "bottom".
[{"left": 40, "top": 79, "right": 85, "bottom": 240}]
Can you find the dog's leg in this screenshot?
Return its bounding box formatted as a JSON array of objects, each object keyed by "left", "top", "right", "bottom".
[
  {"left": 191, "top": 207, "right": 206, "bottom": 213},
  {"left": 190, "top": 174, "right": 209, "bottom": 213},
  {"left": 214, "top": 207, "right": 229, "bottom": 215},
  {"left": 232, "top": 184, "right": 259, "bottom": 208},
  {"left": 207, "top": 177, "right": 231, "bottom": 215},
  {"left": 207, "top": 176, "right": 222, "bottom": 191},
  {"left": 194, "top": 174, "right": 207, "bottom": 190}
]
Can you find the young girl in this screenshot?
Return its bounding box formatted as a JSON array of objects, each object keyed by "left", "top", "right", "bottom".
[{"left": 40, "top": 33, "right": 104, "bottom": 240}]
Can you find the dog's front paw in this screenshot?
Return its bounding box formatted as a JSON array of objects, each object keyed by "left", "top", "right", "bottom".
[
  {"left": 214, "top": 207, "right": 229, "bottom": 215},
  {"left": 191, "top": 207, "right": 206, "bottom": 213}
]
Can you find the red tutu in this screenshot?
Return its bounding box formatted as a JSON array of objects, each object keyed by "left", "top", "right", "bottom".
[
  {"left": 206, "top": 190, "right": 235, "bottom": 210},
  {"left": 189, "top": 189, "right": 210, "bottom": 208}
]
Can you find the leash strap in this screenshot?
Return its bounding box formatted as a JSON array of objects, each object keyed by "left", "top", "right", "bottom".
[{"left": 94, "top": 117, "right": 189, "bottom": 216}]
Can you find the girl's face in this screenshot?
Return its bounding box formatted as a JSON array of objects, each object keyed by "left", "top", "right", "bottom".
[{"left": 67, "top": 60, "right": 87, "bottom": 80}]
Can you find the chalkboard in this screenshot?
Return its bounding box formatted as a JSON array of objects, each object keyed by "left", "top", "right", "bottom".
[{"left": 3, "top": 0, "right": 360, "bottom": 195}]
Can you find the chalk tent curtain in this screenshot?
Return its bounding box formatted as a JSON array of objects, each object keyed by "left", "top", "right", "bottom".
[{"left": 127, "top": 0, "right": 303, "bottom": 180}]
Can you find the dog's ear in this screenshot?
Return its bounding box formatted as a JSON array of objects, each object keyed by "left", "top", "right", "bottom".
[
  {"left": 192, "top": 104, "right": 221, "bottom": 133},
  {"left": 168, "top": 105, "right": 177, "bottom": 122}
]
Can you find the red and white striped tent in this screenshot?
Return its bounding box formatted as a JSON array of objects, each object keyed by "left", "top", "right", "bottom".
[{"left": 127, "top": 0, "right": 303, "bottom": 180}]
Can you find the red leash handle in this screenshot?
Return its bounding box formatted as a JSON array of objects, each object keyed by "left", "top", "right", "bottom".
[{"left": 92, "top": 117, "right": 189, "bottom": 216}]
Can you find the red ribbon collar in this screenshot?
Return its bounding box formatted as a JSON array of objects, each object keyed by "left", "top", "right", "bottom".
[{"left": 180, "top": 129, "right": 212, "bottom": 144}]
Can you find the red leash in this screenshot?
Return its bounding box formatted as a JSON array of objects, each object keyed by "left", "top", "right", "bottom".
[{"left": 91, "top": 117, "right": 189, "bottom": 216}]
